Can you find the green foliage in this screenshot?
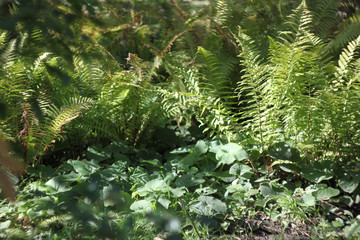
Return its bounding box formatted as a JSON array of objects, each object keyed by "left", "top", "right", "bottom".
[
  {"left": 1, "top": 138, "right": 359, "bottom": 239},
  {"left": 233, "top": 1, "right": 360, "bottom": 161},
  {"left": 1, "top": 0, "right": 360, "bottom": 239}
]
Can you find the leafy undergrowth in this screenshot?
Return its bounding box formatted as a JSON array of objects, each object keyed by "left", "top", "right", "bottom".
[{"left": 0, "top": 132, "right": 359, "bottom": 239}]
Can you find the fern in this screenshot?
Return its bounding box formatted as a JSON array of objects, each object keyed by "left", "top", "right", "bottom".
[
  {"left": 324, "top": 34, "right": 360, "bottom": 159},
  {"left": 39, "top": 214, "right": 72, "bottom": 229},
  {"left": 195, "top": 46, "right": 238, "bottom": 137},
  {"left": 214, "top": 0, "right": 230, "bottom": 26},
  {"left": 233, "top": 0, "right": 360, "bottom": 161},
  {"left": 335, "top": 34, "right": 360, "bottom": 82},
  {"left": 309, "top": 0, "right": 341, "bottom": 39},
  {"left": 17, "top": 97, "right": 92, "bottom": 163},
  {"left": 235, "top": 1, "right": 332, "bottom": 154},
  {"left": 1, "top": 228, "right": 29, "bottom": 240},
  {"left": 235, "top": 29, "right": 270, "bottom": 149},
  {"left": 0, "top": 30, "right": 28, "bottom": 140}
]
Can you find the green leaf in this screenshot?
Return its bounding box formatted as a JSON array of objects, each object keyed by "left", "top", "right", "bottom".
[
  {"left": 175, "top": 174, "right": 205, "bottom": 187},
  {"left": 255, "top": 195, "right": 281, "bottom": 208},
  {"left": 268, "top": 142, "right": 291, "bottom": 160},
  {"left": 105, "top": 141, "right": 129, "bottom": 154},
  {"left": 113, "top": 153, "right": 129, "bottom": 162},
  {"left": 0, "top": 220, "right": 10, "bottom": 230},
  {"left": 229, "top": 164, "right": 253, "bottom": 178},
  {"left": 344, "top": 220, "right": 360, "bottom": 238},
  {"left": 158, "top": 195, "right": 171, "bottom": 209},
  {"left": 338, "top": 174, "right": 359, "bottom": 193},
  {"left": 27, "top": 165, "right": 54, "bottom": 178},
  {"left": 194, "top": 140, "right": 208, "bottom": 156},
  {"left": 259, "top": 184, "right": 275, "bottom": 197},
  {"left": 87, "top": 144, "right": 111, "bottom": 162},
  {"left": 130, "top": 199, "right": 152, "bottom": 212},
  {"left": 315, "top": 187, "right": 340, "bottom": 200},
  {"left": 56, "top": 172, "right": 81, "bottom": 183},
  {"left": 226, "top": 182, "right": 252, "bottom": 193},
  {"left": 190, "top": 196, "right": 227, "bottom": 216},
  {"left": 45, "top": 177, "right": 70, "bottom": 193},
  {"left": 103, "top": 189, "right": 132, "bottom": 209},
  {"left": 100, "top": 168, "right": 117, "bottom": 181},
  {"left": 301, "top": 194, "right": 316, "bottom": 207},
  {"left": 301, "top": 161, "right": 334, "bottom": 183},
  {"left": 339, "top": 196, "right": 354, "bottom": 207},
  {"left": 208, "top": 140, "right": 224, "bottom": 153},
  {"left": 170, "top": 146, "right": 193, "bottom": 154},
  {"left": 110, "top": 160, "right": 128, "bottom": 172},
  {"left": 67, "top": 160, "right": 100, "bottom": 176},
  {"left": 137, "top": 179, "right": 168, "bottom": 196},
  {"left": 211, "top": 171, "right": 236, "bottom": 182},
  {"left": 27, "top": 209, "right": 44, "bottom": 219},
  {"left": 176, "top": 153, "right": 198, "bottom": 171},
  {"left": 271, "top": 160, "right": 300, "bottom": 173},
  {"left": 215, "top": 143, "right": 248, "bottom": 167},
  {"left": 169, "top": 187, "right": 186, "bottom": 198}
]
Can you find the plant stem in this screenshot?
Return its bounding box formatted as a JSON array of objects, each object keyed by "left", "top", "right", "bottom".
[{"left": 179, "top": 198, "right": 201, "bottom": 239}]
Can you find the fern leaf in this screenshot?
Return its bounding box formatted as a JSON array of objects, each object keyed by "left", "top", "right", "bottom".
[
  {"left": 335, "top": 34, "right": 360, "bottom": 83},
  {"left": 310, "top": 0, "right": 340, "bottom": 38},
  {"left": 235, "top": 29, "right": 272, "bottom": 146},
  {"left": 196, "top": 46, "right": 234, "bottom": 100},
  {"left": 214, "top": 0, "right": 230, "bottom": 26},
  {"left": 39, "top": 214, "right": 72, "bottom": 229},
  {"left": 37, "top": 97, "right": 92, "bottom": 153}
]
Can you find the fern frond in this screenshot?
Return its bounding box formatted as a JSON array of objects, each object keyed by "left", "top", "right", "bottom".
[
  {"left": 214, "top": 0, "right": 230, "bottom": 26},
  {"left": 309, "top": 0, "right": 340, "bottom": 38},
  {"left": 0, "top": 30, "right": 9, "bottom": 47},
  {"left": 196, "top": 46, "right": 234, "bottom": 100},
  {"left": 335, "top": 34, "right": 360, "bottom": 84},
  {"left": 37, "top": 97, "right": 92, "bottom": 154},
  {"left": 331, "top": 17, "right": 360, "bottom": 53},
  {"left": 235, "top": 29, "right": 272, "bottom": 147},
  {"left": 39, "top": 214, "right": 72, "bottom": 229},
  {"left": 279, "top": 0, "right": 313, "bottom": 43},
  {"left": 195, "top": 46, "right": 238, "bottom": 136},
  {"left": 235, "top": 1, "right": 331, "bottom": 148},
  {"left": 0, "top": 38, "right": 18, "bottom": 70}
]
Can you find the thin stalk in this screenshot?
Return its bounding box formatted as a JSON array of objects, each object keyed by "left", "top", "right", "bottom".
[{"left": 179, "top": 198, "right": 201, "bottom": 239}]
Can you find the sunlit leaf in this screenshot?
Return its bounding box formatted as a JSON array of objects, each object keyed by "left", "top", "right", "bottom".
[
  {"left": 67, "top": 160, "right": 100, "bottom": 176},
  {"left": 315, "top": 187, "right": 340, "bottom": 200},
  {"left": 338, "top": 173, "right": 359, "bottom": 193},
  {"left": 215, "top": 143, "right": 248, "bottom": 167},
  {"left": 194, "top": 140, "right": 208, "bottom": 156},
  {"left": 301, "top": 194, "right": 316, "bottom": 207},
  {"left": 301, "top": 161, "right": 334, "bottom": 183},
  {"left": 169, "top": 187, "right": 186, "bottom": 198},
  {"left": 0, "top": 220, "right": 10, "bottom": 229},
  {"left": 45, "top": 177, "right": 70, "bottom": 193},
  {"left": 158, "top": 195, "right": 171, "bottom": 209},
  {"left": 190, "top": 196, "right": 226, "bottom": 216},
  {"left": 229, "top": 163, "right": 253, "bottom": 178},
  {"left": 130, "top": 199, "right": 152, "bottom": 212}
]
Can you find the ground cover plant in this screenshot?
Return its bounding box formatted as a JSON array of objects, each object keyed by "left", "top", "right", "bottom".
[{"left": 0, "top": 0, "right": 360, "bottom": 239}]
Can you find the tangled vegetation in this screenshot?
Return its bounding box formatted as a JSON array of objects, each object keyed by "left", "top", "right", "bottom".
[{"left": 0, "top": 0, "right": 359, "bottom": 239}]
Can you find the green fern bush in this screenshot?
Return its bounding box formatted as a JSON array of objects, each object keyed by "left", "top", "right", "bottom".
[
  {"left": 0, "top": 28, "right": 95, "bottom": 163},
  {"left": 235, "top": 1, "right": 360, "bottom": 161}
]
